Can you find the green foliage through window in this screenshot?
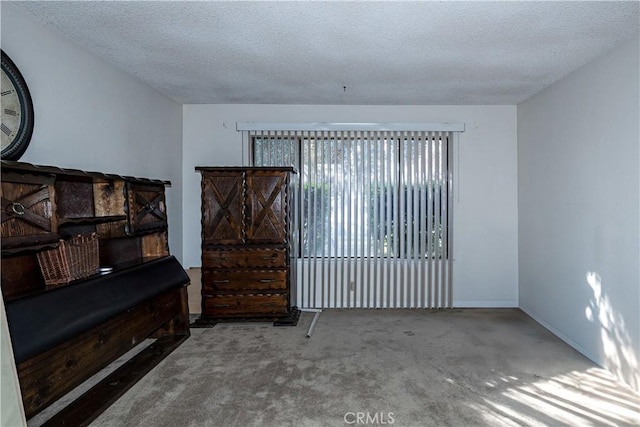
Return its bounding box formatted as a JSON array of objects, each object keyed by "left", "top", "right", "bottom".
[{"left": 253, "top": 134, "right": 450, "bottom": 260}]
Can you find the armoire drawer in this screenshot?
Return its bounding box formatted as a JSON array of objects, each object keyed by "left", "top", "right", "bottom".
[
  {"left": 202, "top": 294, "right": 287, "bottom": 316},
  {"left": 202, "top": 249, "right": 286, "bottom": 269},
  {"left": 202, "top": 269, "right": 287, "bottom": 292}
]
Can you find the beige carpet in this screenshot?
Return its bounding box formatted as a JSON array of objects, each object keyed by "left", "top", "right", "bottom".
[{"left": 47, "top": 309, "right": 640, "bottom": 426}]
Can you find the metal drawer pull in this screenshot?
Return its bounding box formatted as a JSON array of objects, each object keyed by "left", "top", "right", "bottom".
[
  {"left": 260, "top": 256, "right": 276, "bottom": 260},
  {"left": 213, "top": 304, "right": 231, "bottom": 308},
  {"left": 259, "top": 279, "right": 277, "bottom": 283},
  {"left": 212, "top": 280, "right": 230, "bottom": 283},
  {"left": 260, "top": 303, "right": 277, "bottom": 307},
  {"left": 208, "top": 257, "right": 229, "bottom": 261}
]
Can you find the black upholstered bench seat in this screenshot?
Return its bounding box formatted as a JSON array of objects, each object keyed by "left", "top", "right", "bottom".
[{"left": 6, "top": 256, "right": 189, "bottom": 365}]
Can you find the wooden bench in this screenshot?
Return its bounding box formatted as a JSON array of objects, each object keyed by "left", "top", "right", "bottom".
[{"left": 4, "top": 256, "right": 190, "bottom": 424}]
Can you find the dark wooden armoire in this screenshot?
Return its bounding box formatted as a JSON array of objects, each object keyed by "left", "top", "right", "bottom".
[{"left": 195, "top": 166, "right": 298, "bottom": 325}]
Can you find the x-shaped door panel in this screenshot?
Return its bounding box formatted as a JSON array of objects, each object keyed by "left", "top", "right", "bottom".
[
  {"left": 1, "top": 186, "right": 52, "bottom": 232},
  {"left": 246, "top": 173, "right": 287, "bottom": 244},
  {"left": 203, "top": 173, "right": 244, "bottom": 245},
  {"left": 0, "top": 181, "right": 58, "bottom": 248},
  {"left": 134, "top": 192, "right": 165, "bottom": 223},
  {"left": 127, "top": 184, "right": 167, "bottom": 234}
]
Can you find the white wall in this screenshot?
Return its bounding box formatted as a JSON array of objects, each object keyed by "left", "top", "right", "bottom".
[
  {"left": 1, "top": 3, "right": 184, "bottom": 261},
  {"left": 182, "top": 104, "right": 518, "bottom": 307},
  {"left": 518, "top": 35, "right": 640, "bottom": 391}
]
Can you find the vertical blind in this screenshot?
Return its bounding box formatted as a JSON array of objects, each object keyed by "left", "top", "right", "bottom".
[{"left": 249, "top": 129, "right": 454, "bottom": 309}]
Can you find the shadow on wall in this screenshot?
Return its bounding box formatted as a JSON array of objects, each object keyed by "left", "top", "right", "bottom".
[{"left": 585, "top": 271, "right": 638, "bottom": 391}]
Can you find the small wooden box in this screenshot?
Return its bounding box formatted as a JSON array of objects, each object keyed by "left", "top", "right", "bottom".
[
  {"left": 1, "top": 172, "right": 58, "bottom": 249},
  {"left": 127, "top": 183, "right": 167, "bottom": 234}
]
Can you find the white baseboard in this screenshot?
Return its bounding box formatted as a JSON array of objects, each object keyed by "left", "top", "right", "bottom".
[
  {"left": 519, "top": 306, "right": 599, "bottom": 366},
  {"left": 452, "top": 300, "right": 518, "bottom": 308}
]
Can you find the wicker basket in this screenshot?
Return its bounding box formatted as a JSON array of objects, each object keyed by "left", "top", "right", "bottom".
[{"left": 37, "top": 233, "right": 99, "bottom": 287}]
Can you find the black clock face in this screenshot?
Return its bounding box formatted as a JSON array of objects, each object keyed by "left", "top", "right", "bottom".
[{"left": 1, "top": 50, "right": 34, "bottom": 161}]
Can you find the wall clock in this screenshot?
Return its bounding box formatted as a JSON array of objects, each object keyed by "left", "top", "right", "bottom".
[{"left": 1, "top": 50, "right": 34, "bottom": 161}]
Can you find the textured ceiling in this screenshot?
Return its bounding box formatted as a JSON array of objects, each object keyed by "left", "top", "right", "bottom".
[{"left": 12, "top": 1, "right": 640, "bottom": 105}]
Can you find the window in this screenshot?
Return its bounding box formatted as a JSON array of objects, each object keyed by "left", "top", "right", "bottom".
[{"left": 248, "top": 126, "right": 457, "bottom": 309}]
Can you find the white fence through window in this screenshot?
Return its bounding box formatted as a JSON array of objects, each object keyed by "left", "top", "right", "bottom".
[{"left": 246, "top": 126, "right": 456, "bottom": 309}]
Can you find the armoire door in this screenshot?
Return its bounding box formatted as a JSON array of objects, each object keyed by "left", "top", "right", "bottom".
[
  {"left": 201, "top": 170, "right": 244, "bottom": 246},
  {"left": 245, "top": 170, "right": 288, "bottom": 244}
]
